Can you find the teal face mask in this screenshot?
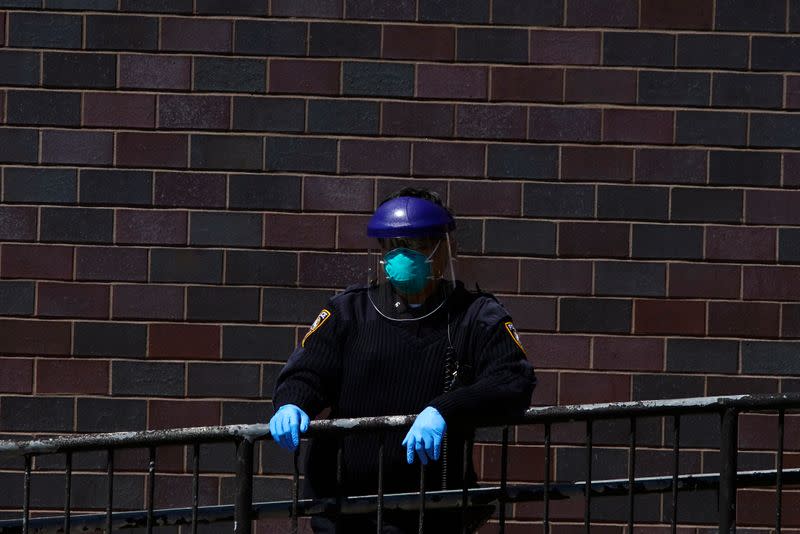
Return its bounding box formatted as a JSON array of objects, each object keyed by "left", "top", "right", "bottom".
[{"left": 382, "top": 241, "right": 440, "bottom": 295}]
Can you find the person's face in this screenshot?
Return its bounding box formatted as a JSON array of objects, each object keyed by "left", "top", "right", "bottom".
[{"left": 379, "top": 236, "right": 448, "bottom": 278}]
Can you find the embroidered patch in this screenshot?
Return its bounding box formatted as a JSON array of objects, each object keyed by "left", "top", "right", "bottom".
[
  {"left": 302, "top": 308, "right": 331, "bottom": 347},
  {"left": 504, "top": 321, "right": 526, "bottom": 354}
]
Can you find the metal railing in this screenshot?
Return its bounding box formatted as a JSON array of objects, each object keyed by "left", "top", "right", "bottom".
[{"left": 1, "top": 393, "right": 800, "bottom": 533}]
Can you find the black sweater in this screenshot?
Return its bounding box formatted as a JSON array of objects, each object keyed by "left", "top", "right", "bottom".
[{"left": 273, "top": 282, "right": 536, "bottom": 497}]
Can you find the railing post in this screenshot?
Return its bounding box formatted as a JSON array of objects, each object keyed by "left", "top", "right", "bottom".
[
  {"left": 718, "top": 408, "right": 738, "bottom": 534},
  {"left": 234, "top": 439, "right": 254, "bottom": 534}
]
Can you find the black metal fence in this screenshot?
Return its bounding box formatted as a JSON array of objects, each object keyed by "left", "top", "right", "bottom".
[{"left": 1, "top": 393, "right": 800, "bottom": 533}]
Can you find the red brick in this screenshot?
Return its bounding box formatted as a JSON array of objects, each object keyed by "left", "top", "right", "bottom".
[
  {"left": 413, "top": 142, "right": 485, "bottom": 178},
  {"left": 456, "top": 104, "right": 526, "bottom": 140},
  {"left": 417, "top": 64, "right": 488, "bottom": 100},
  {"left": 381, "top": 102, "right": 454, "bottom": 137},
  {"left": 119, "top": 54, "right": 191, "bottom": 90},
  {"left": 668, "top": 263, "right": 740, "bottom": 299},
  {"left": 113, "top": 284, "right": 184, "bottom": 321},
  {"left": 490, "top": 67, "right": 563, "bottom": 103},
  {"left": 449, "top": 181, "right": 520, "bottom": 216},
  {"left": 565, "top": 68, "right": 637, "bottom": 104},
  {"left": 558, "top": 222, "right": 630, "bottom": 258},
  {"left": 160, "top": 17, "right": 232, "bottom": 52},
  {"left": 483, "top": 444, "right": 545, "bottom": 482},
  {"left": 603, "top": 109, "right": 674, "bottom": 144},
  {"left": 115, "top": 209, "right": 188, "bottom": 246},
  {"left": 304, "top": 176, "right": 373, "bottom": 213},
  {"left": 530, "top": 370, "right": 557, "bottom": 406},
  {"left": 269, "top": 59, "right": 340, "bottom": 95},
  {"left": 149, "top": 324, "right": 220, "bottom": 360},
  {"left": 520, "top": 259, "right": 593, "bottom": 295},
  {"left": 785, "top": 152, "right": 800, "bottom": 186},
  {"left": 41, "top": 130, "right": 113, "bottom": 165},
  {"left": 38, "top": 282, "right": 110, "bottom": 319},
  {"left": 531, "top": 30, "right": 601, "bottom": 65},
  {"left": 154, "top": 172, "right": 226, "bottom": 208},
  {"left": 593, "top": 336, "right": 664, "bottom": 371},
  {"left": 737, "top": 489, "right": 800, "bottom": 527},
  {"left": 634, "top": 299, "right": 705, "bottom": 335},
  {"left": 83, "top": 92, "right": 155, "bottom": 128},
  {"left": 708, "top": 301, "right": 780, "bottom": 338},
  {"left": 37, "top": 358, "right": 108, "bottom": 395},
  {"left": 116, "top": 132, "right": 188, "bottom": 169},
  {"left": 559, "top": 372, "right": 631, "bottom": 404},
  {"left": 787, "top": 76, "right": 800, "bottom": 109},
  {"left": 0, "top": 206, "right": 37, "bottom": 241},
  {"left": 561, "top": 146, "right": 633, "bottom": 182},
  {"left": 746, "top": 190, "right": 800, "bottom": 225},
  {"left": 457, "top": 257, "right": 518, "bottom": 293},
  {"left": 1, "top": 244, "right": 73, "bottom": 280},
  {"left": 498, "top": 295, "right": 557, "bottom": 331},
  {"left": 265, "top": 213, "right": 336, "bottom": 249},
  {"left": 149, "top": 400, "right": 220, "bottom": 429},
  {"left": 705, "top": 226, "right": 776, "bottom": 262},
  {"left": 75, "top": 246, "right": 147, "bottom": 282},
  {"left": 0, "top": 358, "right": 33, "bottom": 393},
  {"left": 339, "top": 140, "right": 410, "bottom": 175},
  {"left": 337, "top": 215, "right": 372, "bottom": 251},
  {"left": 707, "top": 376, "right": 778, "bottom": 396},
  {"left": 382, "top": 24, "right": 454, "bottom": 61},
  {"left": 158, "top": 95, "right": 230, "bottom": 130},
  {"left": 0, "top": 319, "right": 71, "bottom": 356},
  {"left": 743, "top": 266, "right": 800, "bottom": 301},
  {"left": 299, "top": 251, "right": 362, "bottom": 287},
  {"left": 525, "top": 334, "right": 590, "bottom": 369},
  {"left": 529, "top": 106, "right": 601, "bottom": 142},
  {"left": 641, "top": 0, "right": 713, "bottom": 29}
]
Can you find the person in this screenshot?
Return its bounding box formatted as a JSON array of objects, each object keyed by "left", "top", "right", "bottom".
[{"left": 269, "top": 187, "right": 536, "bottom": 533}]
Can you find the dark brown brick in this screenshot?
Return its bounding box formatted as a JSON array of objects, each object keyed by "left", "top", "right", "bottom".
[
  {"left": 299, "top": 251, "right": 363, "bottom": 287},
  {"left": 603, "top": 31, "right": 674, "bottom": 67},
  {"left": 272, "top": 0, "right": 342, "bottom": 17},
  {"left": 191, "top": 134, "right": 263, "bottom": 171},
  {"left": 706, "top": 226, "right": 775, "bottom": 262},
  {"left": 41, "top": 207, "right": 113, "bottom": 244},
  {"left": 0, "top": 206, "right": 37, "bottom": 241},
  {"left": 269, "top": 59, "right": 340, "bottom": 95},
  {"left": 449, "top": 181, "right": 520, "bottom": 216},
  {"left": 86, "top": 14, "right": 158, "bottom": 51},
  {"left": 567, "top": 0, "right": 638, "bottom": 27},
  {"left": 716, "top": 0, "right": 786, "bottom": 31},
  {"left": 526, "top": 334, "right": 589, "bottom": 369},
  {"left": 561, "top": 147, "right": 633, "bottom": 182},
  {"left": 640, "top": 0, "right": 713, "bottom": 29},
  {"left": 226, "top": 250, "right": 297, "bottom": 286},
  {"left": 154, "top": 172, "right": 226, "bottom": 208},
  {"left": 531, "top": 30, "right": 600, "bottom": 65},
  {"left": 497, "top": 295, "right": 556, "bottom": 331},
  {"left": 0, "top": 319, "right": 71, "bottom": 356},
  {"left": 783, "top": 304, "right": 800, "bottom": 338},
  {"left": 75, "top": 246, "right": 147, "bottom": 282},
  {"left": 382, "top": 24, "right": 454, "bottom": 61},
  {"left": 83, "top": 92, "right": 155, "bottom": 128},
  {"left": 116, "top": 132, "right": 188, "bottom": 169},
  {"left": 228, "top": 173, "right": 302, "bottom": 211},
  {"left": 709, "top": 302, "right": 780, "bottom": 338},
  {"left": 38, "top": 282, "right": 110, "bottom": 319},
  {"left": 37, "top": 359, "right": 108, "bottom": 394},
  {"left": 308, "top": 22, "right": 379, "bottom": 58},
  {"left": 417, "top": 64, "right": 488, "bottom": 100},
  {"left": 0, "top": 358, "right": 33, "bottom": 394},
  {"left": 491, "top": 67, "right": 562, "bottom": 103},
  {"left": 708, "top": 376, "right": 777, "bottom": 396},
  {"left": 187, "top": 286, "right": 260, "bottom": 323},
  {"left": 456, "top": 256, "right": 519, "bottom": 293},
  {"left": 560, "top": 373, "right": 631, "bottom": 404},
  {"left": 190, "top": 212, "right": 262, "bottom": 247},
  {"left": 160, "top": 16, "right": 232, "bottom": 53},
  {"left": 340, "top": 140, "right": 410, "bottom": 175},
  {"left": 113, "top": 284, "right": 184, "bottom": 321},
  {"left": 635, "top": 148, "right": 707, "bottom": 184},
  {"left": 337, "top": 214, "right": 373, "bottom": 250},
  {"left": 235, "top": 20, "right": 306, "bottom": 56},
  {"left": 148, "top": 324, "right": 220, "bottom": 360},
  {"left": 79, "top": 169, "right": 152, "bottom": 207},
  {"left": 303, "top": 176, "right": 373, "bottom": 212},
  {"left": 668, "top": 263, "right": 740, "bottom": 299},
  {"left": 381, "top": 102, "right": 454, "bottom": 137},
  {"left": 565, "top": 68, "right": 637, "bottom": 104},
  {"left": 520, "top": 259, "right": 592, "bottom": 295},
  {"left": 119, "top": 54, "right": 191, "bottom": 90},
  {"left": 785, "top": 152, "right": 800, "bottom": 186},
  {"left": 41, "top": 130, "right": 113, "bottom": 165},
  {"left": 264, "top": 213, "right": 336, "bottom": 249},
  {"left": 743, "top": 266, "right": 800, "bottom": 302},
  {"left": 558, "top": 222, "right": 629, "bottom": 258},
  {"left": 529, "top": 107, "right": 601, "bottom": 143},
  {"left": 158, "top": 95, "right": 230, "bottom": 130},
  {"left": 7, "top": 89, "right": 81, "bottom": 126},
  {"left": 188, "top": 362, "right": 261, "bottom": 398},
  {"left": 456, "top": 104, "right": 526, "bottom": 140},
  {"left": 1, "top": 244, "right": 73, "bottom": 280},
  {"left": 593, "top": 336, "right": 664, "bottom": 371},
  {"left": 148, "top": 400, "right": 220, "bottom": 429},
  {"left": 634, "top": 299, "right": 705, "bottom": 336},
  {"left": 413, "top": 142, "right": 485, "bottom": 178},
  {"left": 787, "top": 76, "right": 800, "bottom": 109},
  {"left": 633, "top": 224, "right": 703, "bottom": 260},
  {"left": 746, "top": 190, "right": 800, "bottom": 225},
  {"left": 115, "top": 209, "right": 188, "bottom": 246},
  {"left": 603, "top": 109, "right": 673, "bottom": 144},
  {"left": 485, "top": 219, "right": 556, "bottom": 255}
]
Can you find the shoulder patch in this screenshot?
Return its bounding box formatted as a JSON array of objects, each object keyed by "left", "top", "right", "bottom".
[
  {"left": 504, "top": 321, "right": 526, "bottom": 354},
  {"left": 302, "top": 308, "right": 332, "bottom": 347}
]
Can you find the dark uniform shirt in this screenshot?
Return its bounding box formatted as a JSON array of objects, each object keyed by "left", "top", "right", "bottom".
[{"left": 273, "top": 281, "right": 536, "bottom": 499}]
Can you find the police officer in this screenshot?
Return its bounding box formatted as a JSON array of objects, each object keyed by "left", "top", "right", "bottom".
[{"left": 269, "top": 188, "right": 536, "bottom": 533}]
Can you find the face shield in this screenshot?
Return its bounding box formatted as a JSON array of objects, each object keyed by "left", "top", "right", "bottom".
[{"left": 365, "top": 196, "right": 457, "bottom": 322}]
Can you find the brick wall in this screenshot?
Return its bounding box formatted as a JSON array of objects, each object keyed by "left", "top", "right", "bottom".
[{"left": 2, "top": 0, "right": 800, "bottom": 531}]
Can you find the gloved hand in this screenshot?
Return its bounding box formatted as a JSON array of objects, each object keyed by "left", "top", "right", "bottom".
[
  {"left": 269, "top": 404, "right": 309, "bottom": 451},
  {"left": 402, "top": 406, "right": 446, "bottom": 465}
]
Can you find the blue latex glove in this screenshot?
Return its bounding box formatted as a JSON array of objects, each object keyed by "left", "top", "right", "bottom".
[
  {"left": 269, "top": 404, "right": 309, "bottom": 451},
  {"left": 402, "top": 406, "right": 446, "bottom": 465}
]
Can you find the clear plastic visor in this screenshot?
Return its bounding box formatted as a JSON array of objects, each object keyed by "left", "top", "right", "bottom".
[{"left": 366, "top": 233, "right": 457, "bottom": 322}]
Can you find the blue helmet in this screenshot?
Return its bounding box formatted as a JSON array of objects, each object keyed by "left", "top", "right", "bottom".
[{"left": 367, "top": 196, "right": 456, "bottom": 239}]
